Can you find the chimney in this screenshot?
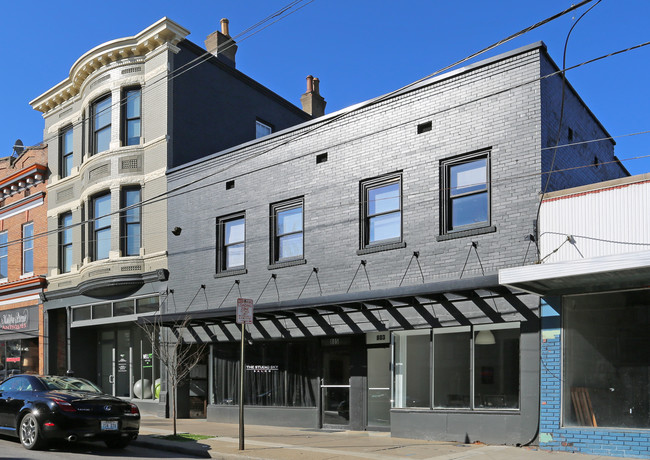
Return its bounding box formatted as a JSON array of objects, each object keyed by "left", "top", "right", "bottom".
[
  {"left": 300, "top": 75, "right": 327, "bottom": 117},
  {"left": 204, "top": 18, "right": 238, "bottom": 68}
]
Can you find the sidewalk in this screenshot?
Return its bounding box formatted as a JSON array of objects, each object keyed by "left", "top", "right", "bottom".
[{"left": 134, "top": 416, "right": 624, "bottom": 460}]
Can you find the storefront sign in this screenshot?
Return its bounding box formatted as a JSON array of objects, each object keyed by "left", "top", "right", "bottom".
[
  {"left": 6, "top": 357, "right": 20, "bottom": 363},
  {"left": 366, "top": 332, "right": 390, "bottom": 344},
  {"left": 142, "top": 353, "right": 153, "bottom": 369},
  {"left": 1, "top": 309, "right": 29, "bottom": 331},
  {"left": 117, "top": 354, "right": 128, "bottom": 374},
  {"left": 246, "top": 365, "right": 279, "bottom": 373}
]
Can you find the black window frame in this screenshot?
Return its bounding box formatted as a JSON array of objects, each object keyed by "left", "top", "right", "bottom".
[
  {"left": 270, "top": 198, "right": 304, "bottom": 265},
  {"left": 59, "top": 212, "right": 73, "bottom": 274},
  {"left": 59, "top": 125, "right": 74, "bottom": 178},
  {"left": 121, "top": 186, "right": 141, "bottom": 257},
  {"left": 91, "top": 93, "right": 112, "bottom": 155},
  {"left": 216, "top": 212, "right": 246, "bottom": 275},
  {"left": 255, "top": 119, "right": 273, "bottom": 139},
  {"left": 90, "top": 192, "right": 111, "bottom": 261},
  {"left": 360, "top": 173, "right": 403, "bottom": 249},
  {"left": 121, "top": 86, "right": 141, "bottom": 146},
  {"left": 440, "top": 150, "right": 491, "bottom": 235}
]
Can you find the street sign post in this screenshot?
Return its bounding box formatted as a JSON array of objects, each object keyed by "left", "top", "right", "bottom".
[{"left": 236, "top": 298, "right": 254, "bottom": 450}]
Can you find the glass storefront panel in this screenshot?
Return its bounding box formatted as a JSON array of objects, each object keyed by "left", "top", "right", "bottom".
[
  {"left": 473, "top": 326, "right": 519, "bottom": 409},
  {"left": 367, "top": 347, "right": 391, "bottom": 427},
  {"left": 434, "top": 327, "right": 470, "bottom": 408},
  {"left": 213, "top": 340, "right": 317, "bottom": 407},
  {"left": 564, "top": 289, "right": 650, "bottom": 429},
  {"left": 394, "top": 331, "right": 430, "bottom": 408},
  {"left": 0, "top": 338, "right": 39, "bottom": 380}
]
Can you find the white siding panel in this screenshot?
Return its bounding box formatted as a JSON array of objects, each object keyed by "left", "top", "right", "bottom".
[{"left": 540, "top": 181, "right": 650, "bottom": 263}]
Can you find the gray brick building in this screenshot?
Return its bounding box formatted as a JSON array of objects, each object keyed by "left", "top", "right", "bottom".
[
  {"left": 29, "top": 17, "right": 311, "bottom": 416},
  {"left": 163, "top": 42, "right": 626, "bottom": 443}
]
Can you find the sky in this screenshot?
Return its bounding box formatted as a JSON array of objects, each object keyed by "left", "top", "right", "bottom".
[{"left": 1, "top": 0, "right": 648, "bottom": 175}]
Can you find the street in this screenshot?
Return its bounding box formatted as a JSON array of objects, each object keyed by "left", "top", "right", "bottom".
[{"left": 0, "top": 435, "right": 198, "bottom": 460}]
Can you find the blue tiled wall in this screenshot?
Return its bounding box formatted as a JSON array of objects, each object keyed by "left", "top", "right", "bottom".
[{"left": 539, "top": 300, "right": 650, "bottom": 458}]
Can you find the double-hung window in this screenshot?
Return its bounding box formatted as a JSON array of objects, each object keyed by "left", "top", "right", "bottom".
[
  {"left": 91, "top": 193, "right": 111, "bottom": 260},
  {"left": 0, "top": 231, "right": 7, "bottom": 279},
  {"left": 271, "top": 199, "right": 304, "bottom": 263},
  {"left": 22, "top": 222, "right": 34, "bottom": 275},
  {"left": 217, "top": 213, "right": 245, "bottom": 273},
  {"left": 361, "top": 174, "right": 402, "bottom": 248},
  {"left": 60, "top": 126, "right": 73, "bottom": 178},
  {"left": 255, "top": 120, "right": 272, "bottom": 139},
  {"left": 441, "top": 152, "right": 490, "bottom": 234},
  {"left": 122, "top": 87, "right": 141, "bottom": 146},
  {"left": 59, "top": 212, "right": 73, "bottom": 273},
  {"left": 121, "top": 187, "right": 141, "bottom": 256},
  {"left": 92, "top": 94, "right": 112, "bottom": 154}
]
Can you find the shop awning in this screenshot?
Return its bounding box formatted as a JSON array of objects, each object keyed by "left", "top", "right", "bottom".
[
  {"left": 499, "top": 250, "right": 650, "bottom": 296},
  {"left": 139, "top": 274, "right": 513, "bottom": 328}
]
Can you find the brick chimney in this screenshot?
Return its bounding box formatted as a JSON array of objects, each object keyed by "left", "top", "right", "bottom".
[
  {"left": 300, "top": 75, "right": 326, "bottom": 117},
  {"left": 204, "top": 18, "right": 238, "bottom": 68}
]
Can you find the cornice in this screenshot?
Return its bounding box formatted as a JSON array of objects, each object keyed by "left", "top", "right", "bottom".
[{"left": 30, "top": 17, "right": 190, "bottom": 114}]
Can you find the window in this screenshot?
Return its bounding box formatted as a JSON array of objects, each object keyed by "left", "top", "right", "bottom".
[
  {"left": 91, "top": 193, "right": 111, "bottom": 260},
  {"left": 361, "top": 174, "right": 401, "bottom": 248},
  {"left": 255, "top": 120, "right": 272, "bottom": 138},
  {"left": 217, "top": 213, "right": 245, "bottom": 273},
  {"left": 22, "top": 223, "right": 34, "bottom": 275},
  {"left": 59, "top": 213, "right": 73, "bottom": 273},
  {"left": 122, "top": 87, "right": 141, "bottom": 146},
  {"left": 393, "top": 323, "right": 520, "bottom": 410},
  {"left": 271, "top": 199, "right": 303, "bottom": 263},
  {"left": 441, "top": 152, "right": 490, "bottom": 233},
  {"left": 60, "top": 126, "right": 73, "bottom": 178},
  {"left": 0, "top": 231, "right": 7, "bottom": 279},
  {"left": 563, "top": 289, "right": 650, "bottom": 429},
  {"left": 91, "top": 94, "right": 112, "bottom": 154},
  {"left": 121, "top": 187, "right": 141, "bottom": 256}
]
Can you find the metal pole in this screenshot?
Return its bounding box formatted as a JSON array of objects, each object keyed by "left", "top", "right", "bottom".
[{"left": 239, "top": 323, "right": 245, "bottom": 450}]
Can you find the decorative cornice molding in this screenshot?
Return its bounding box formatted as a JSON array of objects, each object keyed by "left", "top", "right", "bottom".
[{"left": 30, "top": 18, "right": 190, "bottom": 114}]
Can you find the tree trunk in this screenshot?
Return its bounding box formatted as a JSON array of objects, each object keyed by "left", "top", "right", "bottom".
[{"left": 173, "top": 381, "right": 177, "bottom": 436}]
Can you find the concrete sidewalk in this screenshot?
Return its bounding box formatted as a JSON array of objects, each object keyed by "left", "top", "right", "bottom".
[{"left": 134, "top": 416, "right": 623, "bottom": 460}]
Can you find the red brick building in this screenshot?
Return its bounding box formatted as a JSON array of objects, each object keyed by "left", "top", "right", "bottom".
[{"left": 0, "top": 144, "right": 48, "bottom": 378}]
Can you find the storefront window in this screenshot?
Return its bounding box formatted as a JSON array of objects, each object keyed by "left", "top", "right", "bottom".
[
  {"left": 213, "top": 340, "right": 317, "bottom": 407},
  {"left": 394, "top": 323, "right": 520, "bottom": 410},
  {"left": 563, "top": 289, "right": 650, "bottom": 429},
  {"left": 0, "top": 338, "right": 39, "bottom": 380}
]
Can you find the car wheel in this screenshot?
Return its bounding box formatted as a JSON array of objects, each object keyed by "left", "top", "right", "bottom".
[
  {"left": 19, "top": 413, "right": 46, "bottom": 450},
  {"left": 105, "top": 437, "right": 131, "bottom": 449}
]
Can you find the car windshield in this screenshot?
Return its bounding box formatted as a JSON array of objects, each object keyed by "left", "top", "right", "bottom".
[{"left": 40, "top": 376, "right": 103, "bottom": 393}]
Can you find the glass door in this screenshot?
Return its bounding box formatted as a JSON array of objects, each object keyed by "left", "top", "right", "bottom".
[
  {"left": 321, "top": 348, "right": 350, "bottom": 426},
  {"left": 367, "top": 347, "right": 391, "bottom": 427},
  {"left": 115, "top": 328, "right": 132, "bottom": 397},
  {"left": 98, "top": 330, "right": 115, "bottom": 395}
]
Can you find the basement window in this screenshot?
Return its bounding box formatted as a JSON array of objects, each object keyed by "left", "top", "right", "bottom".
[{"left": 417, "top": 121, "right": 432, "bottom": 134}]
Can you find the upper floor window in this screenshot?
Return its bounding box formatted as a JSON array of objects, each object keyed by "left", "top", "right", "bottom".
[
  {"left": 121, "top": 187, "right": 141, "bottom": 256},
  {"left": 271, "top": 198, "right": 303, "bottom": 263},
  {"left": 0, "top": 231, "right": 7, "bottom": 279},
  {"left": 59, "top": 213, "right": 73, "bottom": 273},
  {"left": 217, "top": 213, "right": 245, "bottom": 273},
  {"left": 361, "top": 174, "right": 402, "bottom": 248},
  {"left": 92, "top": 94, "right": 112, "bottom": 154},
  {"left": 255, "top": 120, "right": 272, "bottom": 139},
  {"left": 60, "top": 126, "right": 73, "bottom": 178},
  {"left": 122, "top": 87, "right": 141, "bottom": 146},
  {"left": 441, "top": 152, "right": 490, "bottom": 234},
  {"left": 22, "top": 222, "right": 34, "bottom": 275},
  {"left": 91, "top": 193, "right": 111, "bottom": 261}
]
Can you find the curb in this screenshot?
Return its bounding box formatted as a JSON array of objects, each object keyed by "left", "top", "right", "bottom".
[{"left": 133, "top": 435, "right": 211, "bottom": 458}]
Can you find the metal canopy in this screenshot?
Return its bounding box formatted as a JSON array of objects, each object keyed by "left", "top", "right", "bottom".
[{"left": 140, "top": 274, "right": 502, "bottom": 328}]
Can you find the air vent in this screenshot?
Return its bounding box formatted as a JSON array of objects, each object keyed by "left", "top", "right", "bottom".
[
  {"left": 121, "top": 67, "right": 143, "bottom": 75},
  {"left": 90, "top": 74, "right": 110, "bottom": 89},
  {"left": 316, "top": 152, "right": 328, "bottom": 164},
  {"left": 89, "top": 164, "right": 110, "bottom": 181},
  {"left": 226, "top": 180, "right": 235, "bottom": 190},
  {"left": 417, "top": 121, "right": 432, "bottom": 134},
  {"left": 57, "top": 187, "right": 74, "bottom": 203}
]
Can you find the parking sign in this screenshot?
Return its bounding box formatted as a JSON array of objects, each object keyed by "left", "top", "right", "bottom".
[{"left": 236, "top": 298, "right": 254, "bottom": 324}]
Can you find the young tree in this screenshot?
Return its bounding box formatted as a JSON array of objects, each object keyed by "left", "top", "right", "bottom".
[{"left": 137, "top": 315, "right": 207, "bottom": 436}]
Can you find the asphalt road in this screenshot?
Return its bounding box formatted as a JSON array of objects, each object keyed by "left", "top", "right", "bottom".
[{"left": 0, "top": 435, "right": 198, "bottom": 460}]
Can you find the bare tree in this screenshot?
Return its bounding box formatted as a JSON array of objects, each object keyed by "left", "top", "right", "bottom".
[{"left": 137, "top": 315, "right": 207, "bottom": 436}]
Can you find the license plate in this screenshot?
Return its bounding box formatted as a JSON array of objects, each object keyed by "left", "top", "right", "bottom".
[{"left": 101, "top": 420, "right": 118, "bottom": 431}]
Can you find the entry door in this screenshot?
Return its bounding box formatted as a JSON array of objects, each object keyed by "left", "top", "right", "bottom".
[
  {"left": 321, "top": 348, "right": 350, "bottom": 426},
  {"left": 367, "top": 347, "right": 391, "bottom": 427},
  {"left": 99, "top": 330, "right": 115, "bottom": 395}
]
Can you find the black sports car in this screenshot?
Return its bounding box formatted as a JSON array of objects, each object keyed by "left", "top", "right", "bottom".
[{"left": 0, "top": 374, "right": 139, "bottom": 450}]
